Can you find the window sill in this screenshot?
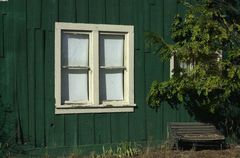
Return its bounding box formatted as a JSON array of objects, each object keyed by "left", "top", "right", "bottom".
[{"left": 55, "top": 104, "right": 136, "bottom": 114}]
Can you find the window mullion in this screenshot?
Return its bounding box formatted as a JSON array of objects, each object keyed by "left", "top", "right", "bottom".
[{"left": 92, "top": 30, "right": 99, "bottom": 105}]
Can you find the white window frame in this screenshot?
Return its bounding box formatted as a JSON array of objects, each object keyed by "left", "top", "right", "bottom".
[
  {"left": 170, "top": 56, "right": 195, "bottom": 77},
  {"left": 170, "top": 51, "right": 222, "bottom": 77},
  {"left": 55, "top": 22, "right": 135, "bottom": 114}
]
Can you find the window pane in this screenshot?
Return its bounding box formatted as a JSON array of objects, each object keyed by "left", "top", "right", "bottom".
[
  {"left": 61, "top": 70, "right": 88, "bottom": 103},
  {"left": 100, "top": 69, "right": 123, "bottom": 101},
  {"left": 100, "top": 35, "right": 124, "bottom": 66},
  {"left": 61, "top": 33, "right": 89, "bottom": 66}
]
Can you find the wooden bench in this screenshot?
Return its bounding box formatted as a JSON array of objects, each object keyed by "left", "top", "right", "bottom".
[{"left": 167, "top": 122, "right": 225, "bottom": 149}]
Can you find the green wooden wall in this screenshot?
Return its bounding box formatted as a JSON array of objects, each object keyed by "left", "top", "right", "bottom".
[{"left": 0, "top": 0, "right": 193, "bottom": 153}]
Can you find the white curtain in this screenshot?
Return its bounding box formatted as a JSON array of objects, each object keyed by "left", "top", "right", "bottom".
[
  {"left": 100, "top": 35, "right": 124, "bottom": 101},
  {"left": 61, "top": 33, "right": 89, "bottom": 103},
  {"left": 61, "top": 33, "right": 89, "bottom": 66}
]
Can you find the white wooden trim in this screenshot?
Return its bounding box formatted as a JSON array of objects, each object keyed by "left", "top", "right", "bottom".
[
  {"left": 101, "top": 101, "right": 136, "bottom": 107},
  {"left": 100, "top": 66, "right": 126, "bottom": 69},
  {"left": 64, "top": 100, "right": 89, "bottom": 104},
  {"left": 55, "top": 25, "right": 61, "bottom": 108},
  {"left": 62, "top": 31, "right": 91, "bottom": 35},
  {"left": 56, "top": 22, "right": 134, "bottom": 33},
  {"left": 55, "top": 106, "right": 135, "bottom": 114},
  {"left": 170, "top": 56, "right": 174, "bottom": 78},
  {"left": 128, "top": 30, "right": 134, "bottom": 104},
  {"left": 100, "top": 32, "right": 126, "bottom": 35},
  {"left": 56, "top": 103, "right": 136, "bottom": 108}
]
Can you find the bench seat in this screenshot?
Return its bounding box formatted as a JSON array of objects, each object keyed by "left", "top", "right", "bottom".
[{"left": 168, "top": 122, "right": 225, "bottom": 149}]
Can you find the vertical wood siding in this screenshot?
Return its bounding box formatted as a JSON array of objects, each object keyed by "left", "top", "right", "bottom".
[{"left": 0, "top": 0, "right": 193, "bottom": 150}]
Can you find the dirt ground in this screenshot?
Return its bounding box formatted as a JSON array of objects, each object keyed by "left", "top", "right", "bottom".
[{"left": 135, "top": 147, "right": 240, "bottom": 158}]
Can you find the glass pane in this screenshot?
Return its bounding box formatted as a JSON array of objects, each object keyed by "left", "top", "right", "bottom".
[
  {"left": 61, "top": 69, "right": 88, "bottom": 103},
  {"left": 100, "top": 69, "right": 123, "bottom": 101},
  {"left": 100, "top": 35, "right": 124, "bottom": 66},
  {"left": 61, "top": 33, "right": 89, "bottom": 66}
]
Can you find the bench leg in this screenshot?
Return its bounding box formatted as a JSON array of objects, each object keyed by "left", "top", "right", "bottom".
[{"left": 193, "top": 143, "right": 196, "bottom": 150}]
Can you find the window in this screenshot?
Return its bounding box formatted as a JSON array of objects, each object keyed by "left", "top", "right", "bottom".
[
  {"left": 55, "top": 22, "right": 135, "bottom": 114},
  {"left": 170, "top": 56, "right": 195, "bottom": 77},
  {"left": 170, "top": 51, "right": 222, "bottom": 77}
]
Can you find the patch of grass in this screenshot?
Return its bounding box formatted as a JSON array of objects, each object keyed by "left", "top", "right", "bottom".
[{"left": 90, "top": 142, "right": 141, "bottom": 158}]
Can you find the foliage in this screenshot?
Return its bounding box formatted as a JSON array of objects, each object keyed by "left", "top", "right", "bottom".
[
  {"left": 147, "top": 0, "right": 240, "bottom": 138},
  {"left": 91, "top": 142, "right": 141, "bottom": 158}
]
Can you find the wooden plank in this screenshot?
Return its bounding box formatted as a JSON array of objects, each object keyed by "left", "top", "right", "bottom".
[
  {"left": 0, "top": 56, "right": 7, "bottom": 142},
  {"left": 163, "top": 0, "right": 177, "bottom": 43},
  {"left": 89, "top": 0, "right": 105, "bottom": 24},
  {"left": 0, "top": 14, "right": 3, "bottom": 57},
  {"left": 170, "top": 122, "right": 210, "bottom": 126},
  {"left": 129, "top": 52, "right": 146, "bottom": 142},
  {"left": 0, "top": 0, "right": 9, "bottom": 13},
  {"left": 179, "top": 105, "right": 192, "bottom": 122},
  {"left": 76, "top": 0, "right": 89, "bottom": 23},
  {"left": 78, "top": 114, "right": 95, "bottom": 145},
  {"left": 0, "top": 45, "right": 5, "bottom": 97},
  {"left": 13, "top": 0, "right": 29, "bottom": 143},
  {"left": 146, "top": 0, "right": 166, "bottom": 141},
  {"left": 0, "top": 3, "right": 2, "bottom": 12},
  {"left": 152, "top": 0, "right": 165, "bottom": 141},
  {"left": 58, "top": 0, "right": 76, "bottom": 22},
  {"left": 3, "top": 1, "right": 16, "bottom": 142},
  {"left": 132, "top": 0, "right": 144, "bottom": 51},
  {"left": 143, "top": 0, "right": 150, "bottom": 34},
  {"left": 44, "top": 31, "right": 55, "bottom": 146},
  {"left": 27, "top": 0, "right": 41, "bottom": 28},
  {"left": 105, "top": 0, "right": 119, "bottom": 24},
  {"left": 148, "top": 0, "right": 156, "bottom": 5},
  {"left": 54, "top": 115, "right": 65, "bottom": 146},
  {"left": 27, "top": 29, "right": 36, "bottom": 145},
  {"left": 171, "top": 130, "right": 218, "bottom": 134},
  {"left": 119, "top": 0, "right": 133, "bottom": 25},
  {"left": 64, "top": 115, "right": 78, "bottom": 146},
  {"left": 110, "top": 112, "right": 129, "bottom": 143},
  {"left": 150, "top": 3, "right": 163, "bottom": 35},
  {"left": 171, "top": 126, "right": 216, "bottom": 130},
  {"left": 169, "top": 122, "right": 225, "bottom": 145},
  {"left": 42, "top": 0, "right": 58, "bottom": 31},
  {"left": 35, "top": 29, "right": 45, "bottom": 147},
  {"left": 145, "top": 53, "right": 164, "bottom": 142},
  {"left": 95, "top": 114, "right": 111, "bottom": 144}
]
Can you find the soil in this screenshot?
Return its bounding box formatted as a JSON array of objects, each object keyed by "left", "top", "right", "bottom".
[{"left": 135, "top": 147, "right": 240, "bottom": 158}]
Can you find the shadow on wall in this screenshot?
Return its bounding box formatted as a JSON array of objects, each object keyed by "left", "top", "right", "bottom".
[
  {"left": 182, "top": 98, "right": 240, "bottom": 144},
  {"left": 0, "top": 95, "right": 16, "bottom": 155}
]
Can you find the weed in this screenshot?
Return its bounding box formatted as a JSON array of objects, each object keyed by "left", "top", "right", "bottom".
[{"left": 91, "top": 142, "right": 141, "bottom": 158}]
